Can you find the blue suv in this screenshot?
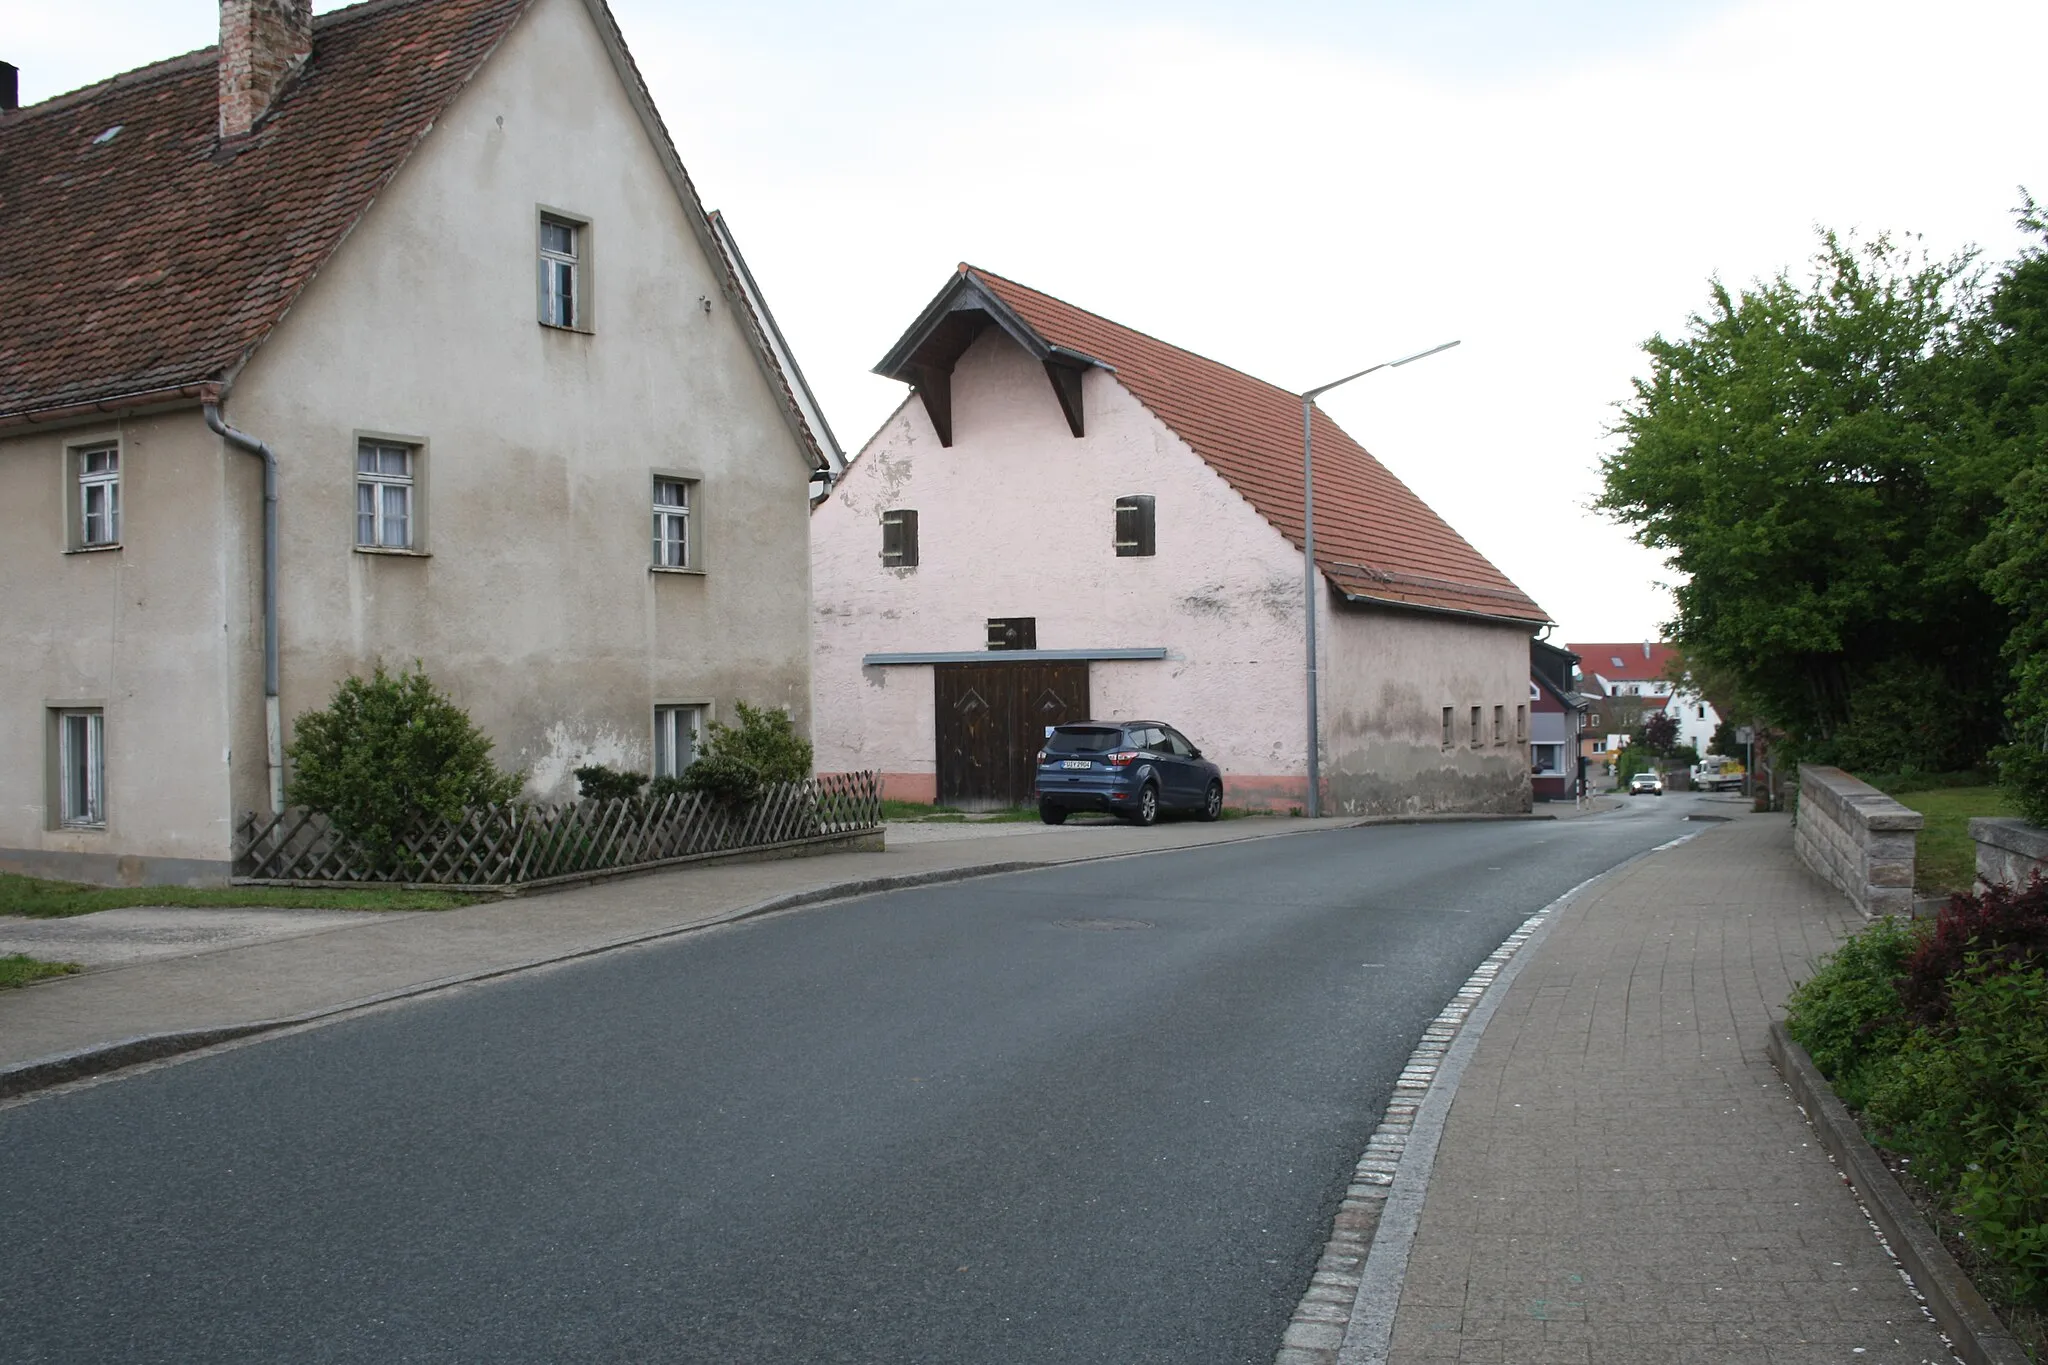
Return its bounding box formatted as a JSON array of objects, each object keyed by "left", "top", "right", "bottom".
[{"left": 1034, "top": 721, "right": 1224, "bottom": 826}]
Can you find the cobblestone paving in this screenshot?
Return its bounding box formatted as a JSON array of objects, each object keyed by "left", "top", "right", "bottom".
[{"left": 1382, "top": 814, "right": 1956, "bottom": 1365}]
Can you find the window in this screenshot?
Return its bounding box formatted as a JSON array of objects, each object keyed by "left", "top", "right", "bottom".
[
  {"left": 76, "top": 444, "right": 120, "bottom": 547},
  {"left": 653, "top": 705, "right": 705, "bottom": 778},
  {"left": 540, "top": 214, "right": 581, "bottom": 328},
  {"left": 56, "top": 709, "right": 105, "bottom": 827},
  {"left": 1441, "top": 707, "right": 1454, "bottom": 749},
  {"left": 356, "top": 441, "right": 415, "bottom": 549},
  {"left": 1114, "top": 494, "right": 1156, "bottom": 557},
  {"left": 986, "top": 617, "right": 1036, "bottom": 651},
  {"left": 1697, "top": 704, "right": 1707, "bottom": 719},
  {"left": 1493, "top": 705, "right": 1505, "bottom": 745},
  {"left": 881, "top": 509, "right": 918, "bottom": 567},
  {"left": 1158, "top": 727, "right": 1196, "bottom": 757},
  {"left": 1516, "top": 704, "right": 1528, "bottom": 744},
  {"left": 1593, "top": 738, "right": 1608, "bottom": 754},
  {"left": 1469, "top": 706, "right": 1482, "bottom": 747},
  {"left": 1531, "top": 743, "right": 1565, "bottom": 776},
  {"left": 653, "top": 477, "right": 694, "bottom": 568}
]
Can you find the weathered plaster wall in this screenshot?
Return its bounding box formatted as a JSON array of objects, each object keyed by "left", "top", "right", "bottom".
[
  {"left": 225, "top": 0, "right": 814, "bottom": 803},
  {"left": 812, "top": 327, "right": 1310, "bottom": 801},
  {"left": 1320, "top": 601, "right": 1533, "bottom": 815},
  {"left": 0, "top": 411, "right": 243, "bottom": 880}
]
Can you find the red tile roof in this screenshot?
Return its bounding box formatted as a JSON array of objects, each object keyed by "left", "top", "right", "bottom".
[
  {"left": 1567, "top": 642, "right": 1682, "bottom": 688},
  {"left": 0, "top": 0, "right": 538, "bottom": 424},
  {"left": 962, "top": 267, "right": 1547, "bottom": 626}
]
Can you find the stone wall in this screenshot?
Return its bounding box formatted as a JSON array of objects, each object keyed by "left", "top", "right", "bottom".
[
  {"left": 1971, "top": 817, "right": 2048, "bottom": 893},
  {"left": 1794, "top": 765, "right": 1922, "bottom": 918}
]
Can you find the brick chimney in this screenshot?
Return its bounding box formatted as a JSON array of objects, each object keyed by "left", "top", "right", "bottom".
[{"left": 218, "top": 0, "right": 312, "bottom": 139}]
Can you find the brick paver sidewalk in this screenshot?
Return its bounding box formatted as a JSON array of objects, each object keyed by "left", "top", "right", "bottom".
[{"left": 1382, "top": 813, "right": 1955, "bottom": 1365}]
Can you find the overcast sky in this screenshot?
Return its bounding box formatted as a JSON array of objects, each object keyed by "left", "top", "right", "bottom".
[{"left": 9, "top": 0, "right": 2044, "bottom": 644}]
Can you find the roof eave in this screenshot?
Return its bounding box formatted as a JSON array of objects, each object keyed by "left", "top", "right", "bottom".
[{"left": 1335, "top": 587, "right": 1549, "bottom": 631}]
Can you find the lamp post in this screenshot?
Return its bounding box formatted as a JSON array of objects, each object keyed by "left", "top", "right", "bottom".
[{"left": 1300, "top": 340, "right": 1460, "bottom": 817}]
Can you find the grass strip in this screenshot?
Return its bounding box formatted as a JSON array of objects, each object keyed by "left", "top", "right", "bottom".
[
  {"left": 0, "top": 954, "right": 82, "bottom": 988},
  {"left": 0, "top": 873, "right": 486, "bottom": 920},
  {"left": 1881, "top": 785, "right": 2015, "bottom": 896}
]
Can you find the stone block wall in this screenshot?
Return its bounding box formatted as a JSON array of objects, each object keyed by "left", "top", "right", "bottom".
[
  {"left": 1794, "top": 765, "right": 1923, "bottom": 918},
  {"left": 1971, "top": 817, "right": 2048, "bottom": 893}
]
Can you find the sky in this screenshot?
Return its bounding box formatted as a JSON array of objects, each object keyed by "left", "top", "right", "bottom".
[{"left": 8, "top": 0, "right": 2045, "bottom": 644}]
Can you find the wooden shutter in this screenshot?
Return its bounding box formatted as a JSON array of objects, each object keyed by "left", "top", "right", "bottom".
[
  {"left": 985, "top": 617, "right": 1037, "bottom": 651},
  {"left": 882, "top": 509, "right": 919, "bottom": 567},
  {"left": 1114, "top": 495, "right": 1155, "bottom": 557}
]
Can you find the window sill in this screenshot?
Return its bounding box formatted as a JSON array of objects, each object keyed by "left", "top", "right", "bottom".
[
  {"left": 539, "top": 320, "right": 595, "bottom": 337},
  {"left": 64, "top": 543, "right": 122, "bottom": 555},
  {"left": 649, "top": 565, "right": 706, "bottom": 577},
  {"left": 355, "top": 546, "right": 431, "bottom": 558},
  {"left": 56, "top": 822, "right": 107, "bottom": 832}
]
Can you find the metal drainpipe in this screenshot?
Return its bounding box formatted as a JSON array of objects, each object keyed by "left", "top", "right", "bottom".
[{"left": 203, "top": 404, "right": 283, "bottom": 815}]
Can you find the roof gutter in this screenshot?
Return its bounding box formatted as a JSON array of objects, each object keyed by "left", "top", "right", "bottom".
[
  {"left": 0, "top": 382, "right": 215, "bottom": 432},
  {"left": 1333, "top": 588, "right": 1549, "bottom": 631},
  {"left": 203, "top": 404, "right": 284, "bottom": 816}
]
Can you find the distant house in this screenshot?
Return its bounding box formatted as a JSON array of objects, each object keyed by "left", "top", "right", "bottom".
[
  {"left": 1568, "top": 641, "right": 1722, "bottom": 758},
  {"left": 1529, "top": 640, "right": 1585, "bottom": 801},
  {"left": 0, "top": 0, "right": 830, "bottom": 884},
  {"left": 812, "top": 265, "right": 1549, "bottom": 814}
]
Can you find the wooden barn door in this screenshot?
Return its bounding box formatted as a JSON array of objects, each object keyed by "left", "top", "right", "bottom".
[{"left": 934, "top": 662, "right": 1091, "bottom": 810}]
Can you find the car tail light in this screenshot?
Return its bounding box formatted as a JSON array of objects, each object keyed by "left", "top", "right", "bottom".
[{"left": 1107, "top": 750, "right": 1138, "bottom": 767}]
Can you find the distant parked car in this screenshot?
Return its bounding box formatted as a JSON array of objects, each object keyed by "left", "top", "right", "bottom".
[
  {"left": 1629, "top": 770, "right": 1665, "bottom": 796},
  {"left": 1035, "top": 721, "right": 1223, "bottom": 826}
]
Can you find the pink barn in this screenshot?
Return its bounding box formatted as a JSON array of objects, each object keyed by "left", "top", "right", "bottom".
[{"left": 811, "top": 266, "right": 1550, "bottom": 814}]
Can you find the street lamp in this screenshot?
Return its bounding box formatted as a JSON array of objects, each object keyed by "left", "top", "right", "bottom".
[{"left": 1300, "top": 339, "right": 1460, "bottom": 818}]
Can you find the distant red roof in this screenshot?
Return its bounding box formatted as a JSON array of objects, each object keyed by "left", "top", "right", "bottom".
[
  {"left": 933, "top": 267, "right": 1546, "bottom": 626},
  {"left": 1568, "top": 642, "right": 1681, "bottom": 688}
]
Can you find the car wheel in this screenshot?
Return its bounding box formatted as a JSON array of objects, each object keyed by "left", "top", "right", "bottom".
[
  {"left": 1134, "top": 783, "right": 1159, "bottom": 826},
  {"left": 1038, "top": 802, "right": 1067, "bottom": 826},
  {"left": 1197, "top": 781, "right": 1223, "bottom": 822}
]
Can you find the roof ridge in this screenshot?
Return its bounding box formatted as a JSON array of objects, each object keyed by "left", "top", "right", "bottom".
[{"left": 960, "top": 263, "right": 1312, "bottom": 403}]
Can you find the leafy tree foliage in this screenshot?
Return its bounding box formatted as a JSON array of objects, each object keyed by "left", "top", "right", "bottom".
[
  {"left": 286, "top": 664, "right": 524, "bottom": 863},
  {"left": 1599, "top": 231, "right": 2017, "bottom": 772},
  {"left": 1635, "top": 709, "right": 1680, "bottom": 757}
]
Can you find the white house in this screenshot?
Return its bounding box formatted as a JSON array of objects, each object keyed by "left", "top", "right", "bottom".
[
  {"left": 1568, "top": 641, "right": 1723, "bottom": 757},
  {"left": 0, "top": 0, "right": 830, "bottom": 884},
  {"left": 812, "top": 266, "right": 1550, "bottom": 814}
]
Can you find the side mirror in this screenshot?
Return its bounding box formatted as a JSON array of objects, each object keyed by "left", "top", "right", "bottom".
[{"left": 1190, "top": 748, "right": 1203, "bottom": 759}]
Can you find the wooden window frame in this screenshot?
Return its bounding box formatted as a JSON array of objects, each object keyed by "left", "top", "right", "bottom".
[{"left": 355, "top": 438, "right": 422, "bottom": 552}]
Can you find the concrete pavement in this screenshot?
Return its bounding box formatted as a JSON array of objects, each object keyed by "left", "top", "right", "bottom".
[{"left": 1349, "top": 811, "right": 1957, "bottom": 1365}]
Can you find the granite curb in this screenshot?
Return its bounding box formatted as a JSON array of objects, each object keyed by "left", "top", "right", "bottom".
[
  {"left": 1768, "top": 1021, "right": 2031, "bottom": 1365},
  {"left": 2, "top": 810, "right": 1545, "bottom": 1100}
]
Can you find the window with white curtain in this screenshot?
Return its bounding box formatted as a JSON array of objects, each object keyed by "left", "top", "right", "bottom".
[
  {"left": 57, "top": 709, "right": 105, "bottom": 827},
  {"left": 653, "top": 705, "right": 705, "bottom": 779},
  {"left": 653, "top": 477, "right": 693, "bottom": 568},
  {"left": 77, "top": 445, "right": 120, "bottom": 546},
  {"left": 356, "top": 441, "right": 415, "bottom": 549}
]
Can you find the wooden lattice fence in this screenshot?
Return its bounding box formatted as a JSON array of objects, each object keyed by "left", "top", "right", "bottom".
[{"left": 233, "top": 771, "right": 882, "bottom": 888}]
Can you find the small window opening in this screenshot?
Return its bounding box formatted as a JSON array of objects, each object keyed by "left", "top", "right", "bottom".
[
  {"left": 986, "top": 617, "right": 1036, "bottom": 651},
  {"left": 1114, "top": 494, "right": 1156, "bottom": 557},
  {"left": 881, "top": 509, "right": 919, "bottom": 568}
]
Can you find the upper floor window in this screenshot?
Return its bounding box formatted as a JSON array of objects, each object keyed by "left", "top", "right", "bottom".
[
  {"left": 356, "top": 441, "right": 415, "bottom": 549},
  {"left": 653, "top": 477, "right": 694, "bottom": 568},
  {"left": 540, "top": 214, "right": 582, "bottom": 329},
  {"left": 76, "top": 445, "right": 121, "bottom": 547},
  {"left": 987, "top": 617, "right": 1036, "bottom": 650},
  {"left": 1114, "top": 494, "right": 1156, "bottom": 557},
  {"left": 881, "top": 508, "right": 919, "bottom": 568}
]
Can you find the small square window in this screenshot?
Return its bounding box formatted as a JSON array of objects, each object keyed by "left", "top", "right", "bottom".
[
  {"left": 56, "top": 709, "right": 106, "bottom": 827},
  {"left": 653, "top": 705, "right": 705, "bottom": 779},
  {"left": 540, "top": 214, "right": 582, "bottom": 329},
  {"left": 1114, "top": 494, "right": 1156, "bottom": 557},
  {"left": 653, "top": 477, "right": 695, "bottom": 568},
  {"left": 881, "top": 509, "right": 918, "bottom": 568},
  {"left": 356, "top": 441, "right": 416, "bottom": 549},
  {"left": 986, "top": 617, "right": 1036, "bottom": 651}
]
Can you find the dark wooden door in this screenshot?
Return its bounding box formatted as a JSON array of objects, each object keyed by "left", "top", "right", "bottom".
[{"left": 934, "top": 662, "right": 1091, "bottom": 810}]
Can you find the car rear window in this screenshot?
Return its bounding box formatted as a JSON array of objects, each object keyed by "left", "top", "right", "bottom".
[{"left": 1044, "top": 726, "right": 1125, "bottom": 755}]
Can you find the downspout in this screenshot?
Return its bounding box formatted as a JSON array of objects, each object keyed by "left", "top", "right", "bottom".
[{"left": 203, "top": 404, "right": 283, "bottom": 815}]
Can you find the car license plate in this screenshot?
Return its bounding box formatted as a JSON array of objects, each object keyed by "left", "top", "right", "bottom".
[{"left": 1061, "top": 759, "right": 1092, "bottom": 769}]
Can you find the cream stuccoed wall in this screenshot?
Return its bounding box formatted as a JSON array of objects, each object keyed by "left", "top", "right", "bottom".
[
  {"left": 812, "top": 327, "right": 1311, "bottom": 804},
  {"left": 0, "top": 410, "right": 250, "bottom": 883},
  {"left": 1319, "top": 597, "right": 1534, "bottom": 815},
  {"left": 220, "top": 0, "right": 815, "bottom": 805}
]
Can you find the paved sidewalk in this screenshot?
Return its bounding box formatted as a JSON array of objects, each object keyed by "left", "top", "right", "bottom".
[
  {"left": 1379, "top": 813, "right": 1954, "bottom": 1364},
  {"left": 0, "top": 814, "right": 1336, "bottom": 1073}
]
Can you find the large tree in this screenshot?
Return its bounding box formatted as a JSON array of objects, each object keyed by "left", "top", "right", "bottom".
[{"left": 1598, "top": 231, "right": 2018, "bottom": 771}]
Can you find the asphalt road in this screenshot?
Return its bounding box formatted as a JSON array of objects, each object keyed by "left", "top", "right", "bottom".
[{"left": 0, "top": 796, "right": 1709, "bottom": 1363}]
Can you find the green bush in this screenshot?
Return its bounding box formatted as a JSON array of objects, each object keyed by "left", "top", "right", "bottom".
[
  {"left": 286, "top": 663, "right": 523, "bottom": 865},
  {"left": 1785, "top": 913, "right": 1922, "bottom": 1107},
  {"left": 678, "top": 702, "right": 812, "bottom": 809},
  {"left": 1982, "top": 461, "right": 2048, "bottom": 826},
  {"left": 574, "top": 764, "right": 648, "bottom": 803}
]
